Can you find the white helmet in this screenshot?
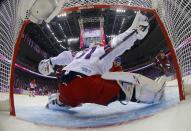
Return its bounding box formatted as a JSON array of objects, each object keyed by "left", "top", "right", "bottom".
[{"left": 38, "top": 59, "right": 54, "bottom": 76}]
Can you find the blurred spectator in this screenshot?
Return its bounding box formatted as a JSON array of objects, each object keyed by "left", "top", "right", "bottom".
[
  {"left": 14, "top": 68, "right": 58, "bottom": 95},
  {"left": 29, "top": 79, "right": 37, "bottom": 97},
  {"left": 155, "top": 50, "right": 171, "bottom": 74},
  {"left": 110, "top": 57, "right": 123, "bottom": 72}
]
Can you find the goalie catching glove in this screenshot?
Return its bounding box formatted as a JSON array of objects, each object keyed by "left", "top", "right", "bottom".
[
  {"left": 38, "top": 59, "right": 54, "bottom": 76},
  {"left": 129, "top": 11, "right": 149, "bottom": 40},
  {"left": 110, "top": 11, "right": 149, "bottom": 48}
]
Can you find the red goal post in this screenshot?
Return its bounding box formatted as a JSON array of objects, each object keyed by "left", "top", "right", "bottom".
[{"left": 1, "top": 0, "right": 191, "bottom": 116}]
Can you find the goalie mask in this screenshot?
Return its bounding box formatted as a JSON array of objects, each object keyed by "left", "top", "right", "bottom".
[{"left": 38, "top": 59, "right": 54, "bottom": 76}]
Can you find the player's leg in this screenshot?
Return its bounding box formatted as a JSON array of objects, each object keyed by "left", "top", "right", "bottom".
[
  {"left": 102, "top": 72, "right": 166, "bottom": 104},
  {"left": 98, "top": 34, "right": 138, "bottom": 73},
  {"left": 56, "top": 75, "right": 120, "bottom": 107},
  {"left": 98, "top": 13, "right": 149, "bottom": 73},
  {"left": 46, "top": 75, "right": 121, "bottom": 109},
  {"left": 29, "top": 88, "right": 33, "bottom": 97},
  {"left": 27, "top": 87, "right": 30, "bottom": 96},
  {"left": 85, "top": 75, "right": 120, "bottom": 105},
  {"left": 121, "top": 74, "right": 166, "bottom": 103},
  {"left": 32, "top": 90, "right": 35, "bottom": 97}
]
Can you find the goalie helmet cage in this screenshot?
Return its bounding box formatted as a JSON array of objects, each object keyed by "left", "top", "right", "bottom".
[{"left": 0, "top": 0, "right": 191, "bottom": 116}]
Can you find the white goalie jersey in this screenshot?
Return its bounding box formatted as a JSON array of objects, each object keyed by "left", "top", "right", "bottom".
[{"left": 38, "top": 11, "right": 149, "bottom": 76}]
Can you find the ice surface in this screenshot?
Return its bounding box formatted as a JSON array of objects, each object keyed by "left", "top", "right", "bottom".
[
  {"left": 13, "top": 80, "right": 179, "bottom": 128},
  {"left": 1, "top": 80, "right": 191, "bottom": 131}
]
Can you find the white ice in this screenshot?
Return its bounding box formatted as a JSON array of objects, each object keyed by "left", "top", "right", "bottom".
[{"left": 1, "top": 79, "right": 191, "bottom": 131}]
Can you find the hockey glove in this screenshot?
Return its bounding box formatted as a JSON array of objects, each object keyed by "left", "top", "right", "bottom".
[{"left": 129, "top": 11, "right": 149, "bottom": 40}]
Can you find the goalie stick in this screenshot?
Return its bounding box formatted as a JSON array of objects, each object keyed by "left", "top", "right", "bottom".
[{"left": 99, "top": 14, "right": 155, "bottom": 60}]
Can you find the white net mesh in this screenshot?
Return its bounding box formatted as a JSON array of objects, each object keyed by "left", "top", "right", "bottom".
[
  {"left": 0, "top": 0, "right": 191, "bottom": 112},
  {"left": 0, "top": 0, "right": 22, "bottom": 110},
  {"left": 157, "top": 0, "right": 191, "bottom": 77},
  {"left": 62, "top": 0, "right": 152, "bottom": 8},
  {"left": 156, "top": 0, "right": 191, "bottom": 96}
]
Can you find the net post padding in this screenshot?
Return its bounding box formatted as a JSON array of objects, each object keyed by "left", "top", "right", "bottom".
[
  {"left": 61, "top": 4, "right": 185, "bottom": 101},
  {"left": 9, "top": 20, "right": 31, "bottom": 116}
]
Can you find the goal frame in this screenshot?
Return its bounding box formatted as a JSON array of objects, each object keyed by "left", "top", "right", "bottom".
[
  {"left": 9, "top": 4, "right": 185, "bottom": 116},
  {"left": 9, "top": 20, "right": 30, "bottom": 116}
]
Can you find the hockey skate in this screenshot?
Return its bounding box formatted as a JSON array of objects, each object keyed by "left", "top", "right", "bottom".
[{"left": 46, "top": 93, "right": 71, "bottom": 111}]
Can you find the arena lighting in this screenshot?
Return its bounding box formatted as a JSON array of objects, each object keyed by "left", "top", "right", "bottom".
[
  {"left": 46, "top": 23, "right": 65, "bottom": 43},
  {"left": 116, "top": 9, "right": 126, "bottom": 13},
  {"left": 59, "top": 44, "right": 66, "bottom": 49},
  {"left": 121, "top": 18, "right": 125, "bottom": 25},
  {"left": 57, "top": 13, "right": 67, "bottom": 17},
  {"left": 107, "top": 35, "right": 116, "bottom": 38},
  {"left": 68, "top": 37, "right": 79, "bottom": 42},
  {"left": 119, "top": 18, "right": 126, "bottom": 33},
  {"left": 58, "top": 23, "right": 67, "bottom": 38}
]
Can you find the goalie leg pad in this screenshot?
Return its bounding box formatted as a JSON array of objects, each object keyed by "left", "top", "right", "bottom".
[
  {"left": 102, "top": 72, "right": 166, "bottom": 103},
  {"left": 134, "top": 76, "right": 166, "bottom": 103},
  {"left": 117, "top": 81, "right": 135, "bottom": 102},
  {"left": 135, "top": 85, "right": 165, "bottom": 103}
]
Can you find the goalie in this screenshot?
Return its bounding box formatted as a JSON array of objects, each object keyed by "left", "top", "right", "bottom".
[{"left": 38, "top": 12, "right": 166, "bottom": 109}]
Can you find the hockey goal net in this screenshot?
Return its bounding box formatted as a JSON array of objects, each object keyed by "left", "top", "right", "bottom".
[
  {"left": 0, "top": 0, "right": 191, "bottom": 115},
  {"left": 0, "top": 0, "right": 23, "bottom": 114}
]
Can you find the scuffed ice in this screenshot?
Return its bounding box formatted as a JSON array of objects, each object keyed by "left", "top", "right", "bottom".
[{"left": 15, "top": 82, "right": 179, "bottom": 128}]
